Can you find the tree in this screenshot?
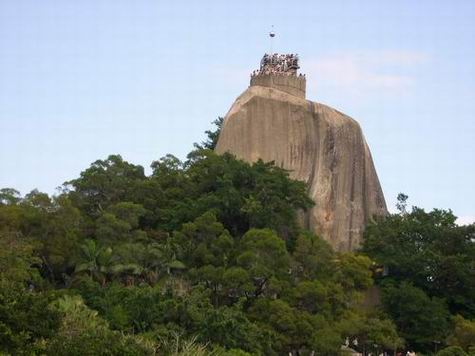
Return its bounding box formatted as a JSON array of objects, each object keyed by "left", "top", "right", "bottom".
[
  {"left": 0, "top": 188, "right": 21, "bottom": 205},
  {"left": 95, "top": 202, "right": 147, "bottom": 243},
  {"left": 447, "top": 315, "right": 475, "bottom": 352},
  {"left": 249, "top": 298, "right": 320, "bottom": 354},
  {"left": 74, "top": 239, "right": 113, "bottom": 285},
  {"left": 437, "top": 346, "right": 469, "bottom": 356},
  {"left": 0, "top": 231, "right": 60, "bottom": 354},
  {"left": 0, "top": 279, "right": 60, "bottom": 354},
  {"left": 45, "top": 295, "right": 155, "bottom": 355},
  {"left": 175, "top": 212, "right": 232, "bottom": 269},
  {"left": 381, "top": 281, "right": 451, "bottom": 351},
  {"left": 237, "top": 229, "right": 290, "bottom": 299},
  {"left": 195, "top": 117, "right": 224, "bottom": 150},
  {"left": 362, "top": 203, "right": 475, "bottom": 318},
  {"left": 196, "top": 305, "right": 263, "bottom": 353},
  {"left": 335, "top": 253, "right": 373, "bottom": 292},
  {"left": 292, "top": 231, "right": 335, "bottom": 281},
  {"left": 38, "top": 195, "right": 82, "bottom": 284},
  {"left": 3, "top": 135, "right": 441, "bottom": 354},
  {"left": 66, "top": 155, "right": 146, "bottom": 217},
  {"left": 0, "top": 231, "right": 41, "bottom": 283},
  {"left": 339, "top": 311, "right": 404, "bottom": 355},
  {"left": 184, "top": 150, "right": 314, "bottom": 239}
]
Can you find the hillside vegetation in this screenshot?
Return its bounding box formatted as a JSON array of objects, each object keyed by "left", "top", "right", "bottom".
[{"left": 0, "top": 123, "right": 474, "bottom": 355}]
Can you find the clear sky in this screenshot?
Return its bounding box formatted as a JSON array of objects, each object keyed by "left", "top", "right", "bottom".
[{"left": 1, "top": 0, "right": 474, "bottom": 224}]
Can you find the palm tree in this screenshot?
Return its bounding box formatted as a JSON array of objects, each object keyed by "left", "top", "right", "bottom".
[
  {"left": 109, "top": 263, "right": 143, "bottom": 286},
  {"left": 158, "top": 238, "right": 185, "bottom": 276},
  {"left": 75, "top": 239, "right": 113, "bottom": 285}
]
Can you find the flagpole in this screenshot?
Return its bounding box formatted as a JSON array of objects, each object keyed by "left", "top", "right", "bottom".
[{"left": 269, "top": 25, "right": 275, "bottom": 54}]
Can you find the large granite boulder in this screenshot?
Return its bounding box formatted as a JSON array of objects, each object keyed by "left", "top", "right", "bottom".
[{"left": 215, "top": 81, "right": 387, "bottom": 251}]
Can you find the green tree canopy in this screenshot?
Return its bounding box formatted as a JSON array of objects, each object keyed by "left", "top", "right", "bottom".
[{"left": 363, "top": 202, "right": 475, "bottom": 318}]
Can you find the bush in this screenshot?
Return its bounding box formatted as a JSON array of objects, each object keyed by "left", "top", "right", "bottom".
[{"left": 437, "top": 346, "right": 468, "bottom": 356}]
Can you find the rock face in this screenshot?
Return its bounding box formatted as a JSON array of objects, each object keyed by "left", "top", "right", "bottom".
[{"left": 215, "top": 71, "right": 387, "bottom": 251}]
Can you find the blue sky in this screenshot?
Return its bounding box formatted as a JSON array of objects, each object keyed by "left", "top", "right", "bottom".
[{"left": 0, "top": 0, "right": 474, "bottom": 224}]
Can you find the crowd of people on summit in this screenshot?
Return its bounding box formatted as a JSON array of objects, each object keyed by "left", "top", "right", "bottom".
[{"left": 251, "top": 53, "right": 304, "bottom": 77}]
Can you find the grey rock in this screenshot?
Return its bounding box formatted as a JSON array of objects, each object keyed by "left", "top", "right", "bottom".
[{"left": 215, "top": 82, "right": 387, "bottom": 251}]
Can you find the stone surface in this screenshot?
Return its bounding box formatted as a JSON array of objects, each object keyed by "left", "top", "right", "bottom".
[{"left": 215, "top": 83, "right": 387, "bottom": 251}]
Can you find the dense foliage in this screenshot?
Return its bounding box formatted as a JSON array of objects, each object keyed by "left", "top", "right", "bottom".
[
  {"left": 362, "top": 194, "right": 475, "bottom": 354},
  {"left": 1, "top": 127, "right": 474, "bottom": 354}
]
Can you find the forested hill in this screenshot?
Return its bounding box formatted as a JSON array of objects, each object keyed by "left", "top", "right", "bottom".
[{"left": 1, "top": 127, "right": 474, "bottom": 355}]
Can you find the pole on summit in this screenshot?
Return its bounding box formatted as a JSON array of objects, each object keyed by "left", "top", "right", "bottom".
[{"left": 269, "top": 25, "right": 275, "bottom": 54}]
